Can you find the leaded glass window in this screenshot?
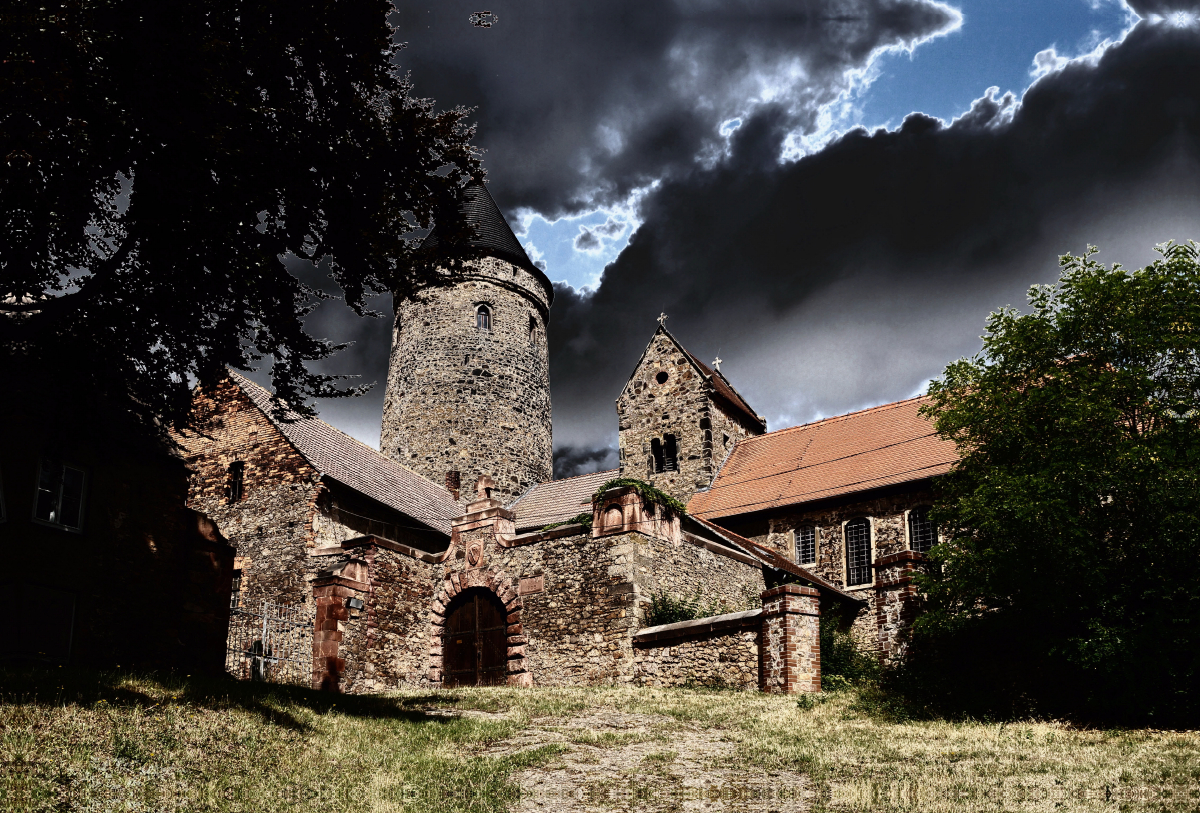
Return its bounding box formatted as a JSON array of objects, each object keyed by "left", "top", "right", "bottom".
[
  {"left": 845, "top": 517, "right": 872, "bottom": 586},
  {"left": 909, "top": 506, "right": 937, "bottom": 553},
  {"left": 796, "top": 525, "right": 816, "bottom": 565}
]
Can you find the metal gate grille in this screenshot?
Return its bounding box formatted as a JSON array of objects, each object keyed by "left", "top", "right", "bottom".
[{"left": 226, "top": 600, "right": 313, "bottom": 685}]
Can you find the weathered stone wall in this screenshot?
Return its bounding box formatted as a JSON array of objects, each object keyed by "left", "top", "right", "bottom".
[
  {"left": 630, "top": 532, "right": 766, "bottom": 619},
  {"left": 633, "top": 615, "right": 760, "bottom": 690},
  {"left": 381, "top": 257, "right": 552, "bottom": 504},
  {"left": 176, "top": 378, "right": 323, "bottom": 610},
  {"left": 617, "top": 329, "right": 761, "bottom": 505},
  {"left": 313, "top": 486, "right": 770, "bottom": 692},
  {"left": 764, "top": 488, "right": 934, "bottom": 655}
]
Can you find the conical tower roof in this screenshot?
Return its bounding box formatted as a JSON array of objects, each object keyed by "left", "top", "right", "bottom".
[{"left": 423, "top": 180, "right": 552, "bottom": 300}]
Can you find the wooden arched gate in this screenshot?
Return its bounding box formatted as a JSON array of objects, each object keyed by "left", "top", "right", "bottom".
[{"left": 442, "top": 587, "right": 509, "bottom": 687}]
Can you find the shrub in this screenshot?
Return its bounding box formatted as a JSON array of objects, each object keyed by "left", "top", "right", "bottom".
[
  {"left": 540, "top": 512, "right": 593, "bottom": 532},
  {"left": 643, "top": 590, "right": 727, "bottom": 627}
]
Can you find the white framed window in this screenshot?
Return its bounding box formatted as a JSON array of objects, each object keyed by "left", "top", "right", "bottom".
[
  {"left": 33, "top": 459, "right": 87, "bottom": 532},
  {"left": 843, "top": 517, "right": 873, "bottom": 587},
  {"left": 907, "top": 506, "right": 937, "bottom": 553},
  {"left": 794, "top": 525, "right": 817, "bottom": 565}
]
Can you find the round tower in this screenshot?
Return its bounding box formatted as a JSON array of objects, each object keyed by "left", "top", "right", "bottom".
[{"left": 381, "top": 181, "right": 553, "bottom": 504}]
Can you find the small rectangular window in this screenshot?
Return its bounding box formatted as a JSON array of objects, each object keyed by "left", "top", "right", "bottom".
[
  {"left": 230, "top": 569, "right": 243, "bottom": 609},
  {"left": 795, "top": 526, "right": 816, "bottom": 565},
  {"left": 33, "top": 459, "right": 87, "bottom": 531},
  {"left": 226, "top": 461, "right": 246, "bottom": 503}
]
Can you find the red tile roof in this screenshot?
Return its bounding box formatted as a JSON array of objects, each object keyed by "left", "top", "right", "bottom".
[
  {"left": 509, "top": 469, "right": 618, "bottom": 531},
  {"left": 229, "top": 372, "right": 461, "bottom": 535},
  {"left": 688, "top": 396, "right": 957, "bottom": 520}
]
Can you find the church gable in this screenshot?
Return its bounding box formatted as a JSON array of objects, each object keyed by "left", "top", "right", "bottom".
[{"left": 616, "top": 325, "right": 764, "bottom": 504}]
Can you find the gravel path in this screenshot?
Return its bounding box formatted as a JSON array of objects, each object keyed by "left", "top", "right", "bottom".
[{"left": 477, "top": 708, "right": 811, "bottom": 812}]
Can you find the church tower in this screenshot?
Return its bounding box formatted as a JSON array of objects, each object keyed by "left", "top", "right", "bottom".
[
  {"left": 616, "top": 324, "right": 766, "bottom": 504},
  {"left": 381, "top": 181, "right": 553, "bottom": 504}
]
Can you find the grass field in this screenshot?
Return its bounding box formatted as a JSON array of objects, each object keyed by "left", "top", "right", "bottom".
[{"left": 2, "top": 665, "right": 1197, "bottom": 812}]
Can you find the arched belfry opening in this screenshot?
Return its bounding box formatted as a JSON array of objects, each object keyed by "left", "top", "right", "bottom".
[{"left": 441, "top": 587, "right": 509, "bottom": 687}]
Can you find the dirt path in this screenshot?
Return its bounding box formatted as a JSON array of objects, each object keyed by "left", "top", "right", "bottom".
[{"left": 476, "top": 708, "right": 812, "bottom": 812}]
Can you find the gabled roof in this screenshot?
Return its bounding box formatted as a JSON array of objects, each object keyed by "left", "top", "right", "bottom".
[
  {"left": 509, "top": 468, "right": 617, "bottom": 531},
  {"left": 228, "top": 372, "right": 460, "bottom": 535},
  {"left": 620, "top": 325, "right": 766, "bottom": 432},
  {"left": 688, "top": 396, "right": 957, "bottom": 520},
  {"left": 422, "top": 180, "right": 553, "bottom": 301}
]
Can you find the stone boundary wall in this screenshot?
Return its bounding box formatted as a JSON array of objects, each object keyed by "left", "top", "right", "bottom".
[{"left": 632, "top": 610, "right": 761, "bottom": 690}]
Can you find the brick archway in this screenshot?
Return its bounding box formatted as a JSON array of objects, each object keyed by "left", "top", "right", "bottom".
[{"left": 428, "top": 567, "right": 530, "bottom": 686}]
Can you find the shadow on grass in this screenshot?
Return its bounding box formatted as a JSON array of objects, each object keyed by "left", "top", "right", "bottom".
[{"left": 0, "top": 664, "right": 475, "bottom": 733}]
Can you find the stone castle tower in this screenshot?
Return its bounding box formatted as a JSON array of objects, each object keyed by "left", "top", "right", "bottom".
[{"left": 381, "top": 181, "right": 554, "bottom": 504}]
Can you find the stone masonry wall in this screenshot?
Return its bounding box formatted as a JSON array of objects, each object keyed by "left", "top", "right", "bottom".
[
  {"left": 381, "top": 256, "right": 552, "bottom": 504},
  {"left": 310, "top": 544, "right": 439, "bottom": 694},
  {"left": 633, "top": 622, "right": 760, "bottom": 690},
  {"left": 617, "top": 329, "right": 760, "bottom": 504},
  {"left": 630, "top": 532, "right": 766, "bottom": 619},
  {"left": 176, "top": 377, "right": 322, "bottom": 610},
  {"left": 764, "top": 488, "right": 934, "bottom": 655},
  {"left": 313, "top": 494, "right": 769, "bottom": 691}
]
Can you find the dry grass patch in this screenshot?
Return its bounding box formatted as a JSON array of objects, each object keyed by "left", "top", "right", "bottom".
[{"left": 4, "top": 668, "right": 1198, "bottom": 812}]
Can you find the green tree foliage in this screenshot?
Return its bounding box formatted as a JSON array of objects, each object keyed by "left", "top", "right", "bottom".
[
  {"left": 0, "top": 1, "right": 479, "bottom": 424},
  {"left": 914, "top": 242, "right": 1200, "bottom": 723}
]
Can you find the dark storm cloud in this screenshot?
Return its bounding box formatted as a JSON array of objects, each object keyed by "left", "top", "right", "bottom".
[
  {"left": 574, "top": 229, "right": 602, "bottom": 252},
  {"left": 548, "top": 18, "right": 1200, "bottom": 459},
  {"left": 553, "top": 445, "right": 621, "bottom": 479},
  {"left": 393, "top": 0, "right": 960, "bottom": 216}
]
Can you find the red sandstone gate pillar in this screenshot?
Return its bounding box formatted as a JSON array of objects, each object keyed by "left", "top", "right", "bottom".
[
  {"left": 759, "top": 584, "right": 821, "bottom": 693},
  {"left": 312, "top": 559, "right": 370, "bottom": 692}
]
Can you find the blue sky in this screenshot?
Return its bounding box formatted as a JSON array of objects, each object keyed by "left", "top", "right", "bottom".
[{"left": 521, "top": 0, "right": 1137, "bottom": 293}]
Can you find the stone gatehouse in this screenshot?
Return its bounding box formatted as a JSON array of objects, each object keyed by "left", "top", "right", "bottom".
[{"left": 177, "top": 178, "right": 957, "bottom": 692}]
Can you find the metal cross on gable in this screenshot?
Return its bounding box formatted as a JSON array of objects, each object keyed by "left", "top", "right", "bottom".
[
  {"left": 712, "top": 356, "right": 723, "bottom": 372},
  {"left": 657, "top": 312, "right": 668, "bottom": 326}
]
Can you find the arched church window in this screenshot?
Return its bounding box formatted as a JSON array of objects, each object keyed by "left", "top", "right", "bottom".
[
  {"left": 663, "top": 434, "right": 678, "bottom": 472},
  {"left": 475, "top": 305, "right": 491, "bottom": 331},
  {"left": 529, "top": 314, "right": 538, "bottom": 344},
  {"left": 651, "top": 438, "right": 664, "bottom": 473},
  {"left": 908, "top": 506, "right": 937, "bottom": 553},
  {"left": 844, "top": 517, "right": 872, "bottom": 586}
]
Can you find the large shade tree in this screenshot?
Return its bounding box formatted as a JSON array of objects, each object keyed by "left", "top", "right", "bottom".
[
  {"left": 918, "top": 242, "right": 1200, "bottom": 722},
  {"left": 0, "top": 0, "right": 480, "bottom": 422}
]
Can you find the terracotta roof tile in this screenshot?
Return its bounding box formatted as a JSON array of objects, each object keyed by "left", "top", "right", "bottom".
[
  {"left": 688, "top": 396, "right": 957, "bottom": 520},
  {"left": 509, "top": 469, "right": 618, "bottom": 531},
  {"left": 229, "top": 372, "right": 460, "bottom": 535}
]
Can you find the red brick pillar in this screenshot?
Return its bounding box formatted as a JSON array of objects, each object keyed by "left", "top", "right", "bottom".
[
  {"left": 312, "top": 572, "right": 368, "bottom": 692},
  {"left": 759, "top": 584, "right": 821, "bottom": 694}
]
